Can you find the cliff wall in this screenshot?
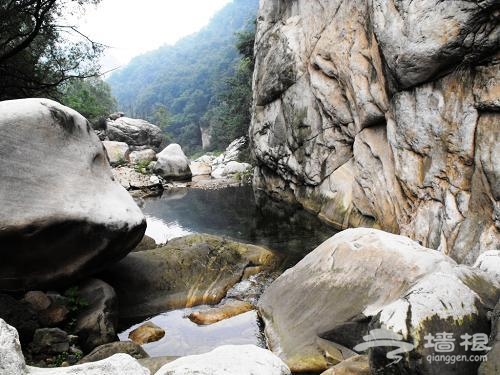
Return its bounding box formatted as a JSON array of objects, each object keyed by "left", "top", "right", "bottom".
[{"left": 250, "top": 0, "right": 500, "bottom": 263}]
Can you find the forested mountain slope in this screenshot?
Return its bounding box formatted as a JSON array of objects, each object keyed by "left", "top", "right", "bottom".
[{"left": 107, "top": 0, "right": 258, "bottom": 153}]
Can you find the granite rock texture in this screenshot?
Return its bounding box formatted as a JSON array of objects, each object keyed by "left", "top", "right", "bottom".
[{"left": 250, "top": 0, "right": 500, "bottom": 263}]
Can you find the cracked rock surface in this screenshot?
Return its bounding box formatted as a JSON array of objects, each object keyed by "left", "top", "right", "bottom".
[
  {"left": 250, "top": 0, "right": 500, "bottom": 263},
  {"left": 258, "top": 228, "right": 500, "bottom": 374}
]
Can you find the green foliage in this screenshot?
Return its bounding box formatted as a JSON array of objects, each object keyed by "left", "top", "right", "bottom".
[
  {"left": 63, "top": 286, "right": 88, "bottom": 333},
  {"left": 150, "top": 105, "right": 173, "bottom": 142},
  {"left": 64, "top": 286, "right": 88, "bottom": 313},
  {"left": 134, "top": 160, "right": 152, "bottom": 175},
  {"left": 61, "top": 77, "right": 117, "bottom": 124},
  {"left": 107, "top": 0, "right": 258, "bottom": 154},
  {"left": 205, "top": 52, "right": 254, "bottom": 150},
  {"left": 234, "top": 169, "right": 253, "bottom": 183},
  {"left": 50, "top": 351, "right": 83, "bottom": 368},
  {"left": 0, "top": 0, "right": 104, "bottom": 100}
]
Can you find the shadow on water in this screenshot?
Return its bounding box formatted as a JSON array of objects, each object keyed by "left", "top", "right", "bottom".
[{"left": 142, "top": 185, "right": 338, "bottom": 268}]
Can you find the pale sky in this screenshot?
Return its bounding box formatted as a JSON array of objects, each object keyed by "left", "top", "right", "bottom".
[{"left": 76, "top": 0, "right": 232, "bottom": 71}]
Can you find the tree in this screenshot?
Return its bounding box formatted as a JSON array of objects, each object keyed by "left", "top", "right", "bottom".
[
  {"left": 0, "top": 0, "right": 104, "bottom": 100},
  {"left": 61, "top": 77, "right": 117, "bottom": 123},
  {"left": 150, "top": 104, "right": 173, "bottom": 142}
]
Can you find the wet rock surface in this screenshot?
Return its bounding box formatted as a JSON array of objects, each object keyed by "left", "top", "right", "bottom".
[{"left": 100, "top": 234, "right": 281, "bottom": 322}]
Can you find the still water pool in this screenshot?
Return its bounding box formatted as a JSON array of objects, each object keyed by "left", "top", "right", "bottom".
[
  {"left": 142, "top": 185, "right": 337, "bottom": 267},
  {"left": 121, "top": 186, "right": 337, "bottom": 359}
]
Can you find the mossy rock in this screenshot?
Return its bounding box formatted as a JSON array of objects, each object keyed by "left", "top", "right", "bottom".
[{"left": 100, "top": 234, "right": 280, "bottom": 321}]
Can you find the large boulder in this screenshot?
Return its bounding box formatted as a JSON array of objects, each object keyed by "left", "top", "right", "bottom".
[
  {"left": 0, "top": 99, "right": 146, "bottom": 291},
  {"left": 100, "top": 234, "right": 281, "bottom": 321},
  {"left": 258, "top": 228, "right": 499, "bottom": 373},
  {"left": 106, "top": 117, "right": 163, "bottom": 152},
  {"left": 153, "top": 144, "right": 192, "bottom": 181},
  {"left": 155, "top": 345, "right": 291, "bottom": 375}
]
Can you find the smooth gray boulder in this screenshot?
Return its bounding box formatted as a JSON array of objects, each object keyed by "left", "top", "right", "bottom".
[
  {"left": 258, "top": 228, "right": 500, "bottom": 373},
  {"left": 106, "top": 117, "right": 163, "bottom": 152},
  {"left": 155, "top": 345, "right": 291, "bottom": 375},
  {"left": 153, "top": 144, "right": 192, "bottom": 181},
  {"left": 0, "top": 99, "right": 146, "bottom": 291}
]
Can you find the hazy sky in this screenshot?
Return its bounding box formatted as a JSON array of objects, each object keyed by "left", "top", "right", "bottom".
[{"left": 77, "top": 0, "right": 232, "bottom": 71}]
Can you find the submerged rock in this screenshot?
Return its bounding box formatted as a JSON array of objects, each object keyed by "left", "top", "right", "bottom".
[
  {"left": 258, "top": 228, "right": 499, "bottom": 373},
  {"left": 78, "top": 341, "right": 149, "bottom": 364},
  {"left": 188, "top": 299, "right": 254, "bottom": 325},
  {"left": 154, "top": 144, "right": 192, "bottom": 181},
  {"left": 128, "top": 322, "right": 165, "bottom": 345},
  {"left": 100, "top": 234, "right": 281, "bottom": 321},
  {"left": 0, "top": 99, "right": 146, "bottom": 291},
  {"left": 155, "top": 345, "right": 291, "bottom": 375},
  {"left": 106, "top": 117, "right": 163, "bottom": 152}
]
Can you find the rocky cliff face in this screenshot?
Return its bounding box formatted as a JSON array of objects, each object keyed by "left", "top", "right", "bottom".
[{"left": 250, "top": 0, "right": 500, "bottom": 264}]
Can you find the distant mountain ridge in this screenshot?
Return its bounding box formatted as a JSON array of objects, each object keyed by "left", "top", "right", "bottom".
[{"left": 107, "top": 0, "right": 259, "bottom": 150}]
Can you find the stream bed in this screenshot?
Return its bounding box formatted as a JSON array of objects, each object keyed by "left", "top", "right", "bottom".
[{"left": 121, "top": 185, "right": 337, "bottom": 357}]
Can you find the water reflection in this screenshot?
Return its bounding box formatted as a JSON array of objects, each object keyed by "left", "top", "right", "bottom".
[
  {"left": 119, "top": 308, "right": 265, "bottom": 357},
  {"left": 142, "top": 186, "right": 337, "bottom": 266}
]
